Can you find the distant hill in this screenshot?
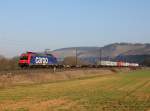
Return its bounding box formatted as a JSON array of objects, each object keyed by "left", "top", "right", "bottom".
[
  {"left": 101, "top": 43, "right": 150, "bottom": 58},
  {"left": 52, "top": 43, "right": 150, "bottom": 65}
]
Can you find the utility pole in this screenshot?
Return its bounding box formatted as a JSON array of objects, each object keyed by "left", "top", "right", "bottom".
[
  {"left": 99, "top": 47, "right": 102, "bottom": 66},
  {"left": 75, "top": 47, "right": 77, "bottom": 66}
]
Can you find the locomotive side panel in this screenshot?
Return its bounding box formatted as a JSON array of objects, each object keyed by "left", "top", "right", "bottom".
[{"left": 30, "top": 56, "right": 58, "bottom": 66}]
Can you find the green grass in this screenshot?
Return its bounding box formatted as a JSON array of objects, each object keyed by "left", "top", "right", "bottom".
[{"left": 0, "top": 69, "right": 150, "bottom": 111}]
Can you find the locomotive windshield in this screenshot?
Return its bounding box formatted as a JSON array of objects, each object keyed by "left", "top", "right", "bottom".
[{"left": 20, "top": 56, "right": 28, "bottom": 60}]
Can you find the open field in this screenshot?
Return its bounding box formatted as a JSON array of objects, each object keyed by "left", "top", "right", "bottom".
[{"left": 0, "top": 68, "right": 149, "bottom": 111}]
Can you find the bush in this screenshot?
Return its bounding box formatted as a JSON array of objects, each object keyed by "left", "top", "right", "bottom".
[{"left": 0, "top": 56, "right": 19, "bottom": 71}]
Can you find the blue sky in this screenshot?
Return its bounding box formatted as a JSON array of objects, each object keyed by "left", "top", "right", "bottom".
[{"left": 0, "top": 0, "right": 150, "bottom": 57}]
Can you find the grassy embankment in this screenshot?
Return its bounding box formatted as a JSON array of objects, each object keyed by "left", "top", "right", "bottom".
[{"left": 0, "top": 69, "right": 149, "bottom": 111}]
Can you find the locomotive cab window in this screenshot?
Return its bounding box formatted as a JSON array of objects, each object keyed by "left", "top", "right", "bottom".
[
  {"left": 46, "top": 54, "right": 53, "bottom": 57},
  {"left": 20, "top": 56, "right": 28, "bottom": 60}
]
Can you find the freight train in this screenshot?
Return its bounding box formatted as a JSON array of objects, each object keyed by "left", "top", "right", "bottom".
[{"left": 18, "top": 52, "right": 139, "bottom": 68}]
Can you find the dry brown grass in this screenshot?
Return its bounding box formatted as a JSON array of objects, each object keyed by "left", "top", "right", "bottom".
[
  {"left": 0, "top": 69, "right": 116, "bottom": 88},
  {"left": 0, "top": 98, "right": 86, "bottom": 111}
]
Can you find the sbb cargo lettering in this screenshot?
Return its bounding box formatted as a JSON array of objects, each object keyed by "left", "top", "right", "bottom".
[{"left": 35, "top": 57, "right": 48, "bottom": 64}]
